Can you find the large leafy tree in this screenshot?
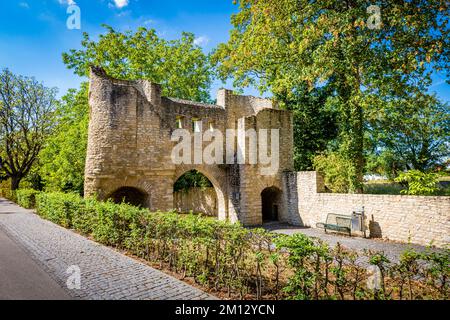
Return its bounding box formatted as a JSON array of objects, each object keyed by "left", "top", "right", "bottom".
[
  {"left": 213, "top": 0, "right": 449, "bottom": 192},
  {"left": 276, "top": 83, "right": 338, "bottom": 170},
  {"left": 367, "top": 93, "right": 450, "bottom": 176},
  {"left": 39, "top": 84, "right": 89, "bottom": 194},
  {"left": 39, "top": 26, "right": 215, "bottom": 194},
  {"left": 63, "top": 25, "right": 213, "bottom": 102},
  {"left": 0, "top": 69, "right": 57, "bottom": 190}
]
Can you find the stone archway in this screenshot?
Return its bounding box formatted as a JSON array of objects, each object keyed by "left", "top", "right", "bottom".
[
  {"left": 173, "top": 166, "right": 227, "bottom": 220},
  {"left": 173, "top": 170, "right": 218, "bottom": 217},
  {"left": 261, "top": 186, "right": 282, "bottom": 222},
  {"left": 107, "top": 187, "right": 149, "bottom": 208}
]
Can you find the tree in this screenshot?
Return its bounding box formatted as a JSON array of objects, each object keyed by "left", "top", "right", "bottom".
[
  {"left": 276, "top": 83, "right": 338, "bottom": 170},
  {"left": 213, "top": 0, "right": 449, "bottom": 192},
  {"left": 0, "top": 69, "right": 57, "bottom": 190},
  {"left": 63, "top": 25, "right": 213, "bottom": 102},
  {"left": 38, "top": 26, "right": 215, "bottom": 194},
  {"left": 39, "top": 84, "right": 89, "bottom": 194},
  {"left": 174, "top": 170, "right": 213, "bottom": 193},
  {"left": 367, "top": 93, "right": 450, "bottom": 175}
]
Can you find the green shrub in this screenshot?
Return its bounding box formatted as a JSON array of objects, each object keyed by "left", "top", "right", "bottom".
[
  {"left": 275, "top": 233, "right": 326, "bottom": 299},
  {"left": 313, "top": 152, "right": 355, "bottom": 193},
  {"left": 16, "top": 189, "right": 40, "bottom": 209},
  {"left": 395, "top": 170, "right": 441, "bottom": 196},
  {"left": 92, "top": 201, "right": 147, "bottom": 247},
  {"left": 35, "top": 192, "right": 84, "bottom": 228},
  {"left": 0, "top": 180, "right": 17, "bottom": 202},
  {"left": 28, "top": 191, "right": 449, "bottom": 300}
]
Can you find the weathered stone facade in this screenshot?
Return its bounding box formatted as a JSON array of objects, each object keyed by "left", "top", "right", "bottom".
[
  {"left": 85, "top": 67, "right": 294, "bottom": 225},
  {"left": 85, "top": 67, "right": 449, "bottom": 247},
  {"left": 292, "top": 172, "right": 450, "bottom": 247},
  {"left": 174, "top": 188, "right": 217, "bottom": 217}
]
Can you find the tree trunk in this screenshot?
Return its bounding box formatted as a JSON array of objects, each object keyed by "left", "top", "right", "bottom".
[
  {"left": 337, "top": 85, "right": 365, "bottom": 194},
  {"left": 352, "top": 99, "right": 365, "bottom": 194},
  {"left": 10, "top": 176, "right": 21, "bottom": 191}
]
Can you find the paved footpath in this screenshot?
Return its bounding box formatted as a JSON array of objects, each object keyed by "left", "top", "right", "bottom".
[
  {"left": 0, "top": 198, "right": 214, "bottom": 300},
  {"left": 264, "top": 223, "right": 442, "bottom": 263},
  {"left": 0, "top": 228, "right": 71, "bottom": 300}
]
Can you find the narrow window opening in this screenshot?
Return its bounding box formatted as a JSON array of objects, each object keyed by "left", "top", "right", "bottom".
[
  {"left": 192, "top": 118, "right": 202, "bottom": 133},
  {"left": 176, "top": 116, "right": 184, "bottom": 129}
]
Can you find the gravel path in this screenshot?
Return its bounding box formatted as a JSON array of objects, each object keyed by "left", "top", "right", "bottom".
[
  {"left": 264, "top": 223, "right": 443, "bottom": 263},
  {"left": 0, "top": 198, "right": 215, "bottom": 300}
]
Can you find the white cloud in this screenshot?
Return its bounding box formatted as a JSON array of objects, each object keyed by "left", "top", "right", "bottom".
[
  {"left": 19, "top": 2, "right": 30, "bottom": 9},
  {"left": 194, "top": 36, "right": 210, "bottom": 47},
  {"left": 144, "top": 19, "right": 156, "bottom": 25},
  {"left": 116, "top": 10, "right": 131, "bottom": 18},
  {"left": 112, "top": 0, "right": 129, "bottom": 9},
  {"left": 58, "top": 0, "right": 76, "bottom": 5}
]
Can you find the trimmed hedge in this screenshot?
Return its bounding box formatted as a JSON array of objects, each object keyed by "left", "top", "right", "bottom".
[
  {"left": 20, "top": 191, "right": 450, "bottom": 300},
  {"left": 16, "top": 189, "right": 40, "bottom": 209},
  {"left": 0, "top": 182, "right": 17, "bottom": 203}
]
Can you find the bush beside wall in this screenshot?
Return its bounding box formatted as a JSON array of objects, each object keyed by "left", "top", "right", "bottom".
[
  {"left": 15, "top": 191, "right": 450, "bottom": 300},
  {"left": 0, "top": 180, "right": 17, "bottom": 203},
  {"left": 16, "top": 189, "right": 40, "bottom": 209}
]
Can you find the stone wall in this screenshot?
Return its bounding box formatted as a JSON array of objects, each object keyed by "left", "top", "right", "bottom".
[
  {"left": 173, "top": 188, "right": 217, "bottom": 216},
  {"left": 293, "top": 172, "right": 450, "bottom": 247},
  {"left": 85, "top": 67, "right": 294, "bottom": 225}
]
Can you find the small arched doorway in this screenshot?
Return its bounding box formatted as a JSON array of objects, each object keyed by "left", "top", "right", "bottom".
[
  {"left": 173, "top": 170, "right": 218, "bottom": 217},
  {"left": 261, "top": 187, "right": 282, "bottom": 222},
  {"left": 108, "top": 187, "right": 149, "bottom": 208}
]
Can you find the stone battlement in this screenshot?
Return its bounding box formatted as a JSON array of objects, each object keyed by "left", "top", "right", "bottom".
[
  {"left": 85, "top": 67, "right": 294, "bottom": 225},
  {"left": 85, "top": 67, "right": 449, "bottom": 248}
]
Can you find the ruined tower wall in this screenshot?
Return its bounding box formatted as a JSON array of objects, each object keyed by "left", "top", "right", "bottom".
[
  {"left": 236, "top": 109, "right": 294, "bottom": 225},
  {"left": 86, "top": 68, "right": 294, "bottom": 225},
  {"left": 85, "top": 69, "right": 175, "bottom": 210}
]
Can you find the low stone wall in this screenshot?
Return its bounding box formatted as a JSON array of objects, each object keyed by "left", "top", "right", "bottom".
[
  {"left": 292, "top": 172, "right": 450, "bottom": 247},
  {"left": 173, "top": 188, "right": 218, "bottom": 216}
]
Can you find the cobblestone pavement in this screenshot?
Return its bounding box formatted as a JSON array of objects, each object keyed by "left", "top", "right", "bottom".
[
  {"left": 0, "top": 198, "right": 215, "bottom": 300},
  {"left": 264, "top": 222, "right": 442, "bottom": 263}
]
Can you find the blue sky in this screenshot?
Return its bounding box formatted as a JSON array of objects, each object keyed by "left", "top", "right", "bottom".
[{"left": 0, "top": 0, "right": 448, "bottom": 102}]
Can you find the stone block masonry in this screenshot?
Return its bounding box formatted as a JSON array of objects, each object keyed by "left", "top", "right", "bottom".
[
  {"left": 85, "top": 67, "right": 449, "bottom": 248},
  {"left": 174, "top": 187, "right": 217, "bottom": 216},
  {"left": 85, "top": 66, "right": 294, "bottom": 226},
  {"left": 291, "top": 172, "right": 450, "bottom": 248}
]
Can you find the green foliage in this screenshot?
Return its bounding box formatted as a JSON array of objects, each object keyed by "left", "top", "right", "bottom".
[
  {"left": 0, "top": 69, "right": 58, "bottom": 190},
  {"left": 275, "top": 233, "right": 331, "bottom": 300},
  {"left": 39, "top": 84, "right": 89, "bottom": 195},
  {"left": 367, "top": 94, "right": 450, "bottom": 175},
  {"left": 35, "top": 192, "right": 85, "bottom": 228},
  {"left": 365, "top": 150, "right": 399, "bottom": 181},
  {"left": 0, "top": 180, "right": 16, "bottom": 202},
  {"left": 278, "top": 84, "right": 338, "bottom": 171},
  {"left": 422, "top": 249, "right": 450, "bottom": 299},
  {"left": 213, "top": 0, "right": 449, "bottom": 192},
  {"left": 173, "top": 170, "right": 213, "bottom": 193},
  {"left": 63, "top": 25, "right": 213, "bottom": 103},
  {"left": 16, "top": 191, "right": 449, "bottom": 300},
  {"left": 395, "top": 170, "right": 441, "bottom": 196},
  {"left": 16, "top": 189, "right": 40, "bottom": 209},
  {"left": 313, "top": 152, "right": 355, "bottom": 193}
]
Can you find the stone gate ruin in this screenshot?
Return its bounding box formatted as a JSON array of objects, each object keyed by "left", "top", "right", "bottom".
[
  {"left": 84, "top": 67, "right": 449, "bottom": 247},
  {"left": 84, "top": 67, "right": 297, "bottom": 226}
]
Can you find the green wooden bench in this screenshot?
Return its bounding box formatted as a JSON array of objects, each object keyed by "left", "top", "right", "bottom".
[{"left": 316, "top": 213, "right": 352, "bottom": 236}]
